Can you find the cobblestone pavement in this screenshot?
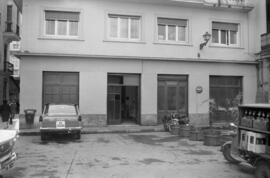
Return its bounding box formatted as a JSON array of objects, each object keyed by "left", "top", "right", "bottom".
[{"left": 2, "top": 132, "right": 254, "bottom": 178}]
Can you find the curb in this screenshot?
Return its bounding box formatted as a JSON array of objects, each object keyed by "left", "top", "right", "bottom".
[
  {"left": 18, "top": 128, "right": 165, "bottom": 136},
  {"left": 82, "top": 128, "right": 165, "bottom": 134}
]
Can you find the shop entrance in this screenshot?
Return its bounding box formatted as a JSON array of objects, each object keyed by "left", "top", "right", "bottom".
[
  {"left": 107, "top": 74, "right": 140, "bottom": 125},
  {"left": 157, "top": 75, "right": 188, "bottom": 124}
]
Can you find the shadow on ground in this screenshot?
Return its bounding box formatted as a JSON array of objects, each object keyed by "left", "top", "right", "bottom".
[{"left": 31, "top": 134, "right": 82, "bottom": 145}]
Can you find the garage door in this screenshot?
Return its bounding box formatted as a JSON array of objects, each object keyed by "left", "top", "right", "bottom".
[{"left": 43, "top": 72, "right": 79, "bottom": 107}]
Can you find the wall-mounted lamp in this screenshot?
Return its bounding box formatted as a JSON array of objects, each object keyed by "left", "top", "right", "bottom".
[{"left": 199, "top": 32, "right": 211, "bottom": 50}]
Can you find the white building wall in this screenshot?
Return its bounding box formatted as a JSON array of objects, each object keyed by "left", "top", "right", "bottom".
[
  {"left": 248, "top": 0, "right": 267, "bottom": 53},
  {"left": 19, "top": 0, "right": 262, "bottom": 126},
  {"left": 20, "top": 56, "right": 257, "bottom": 126},
  {"left": 21, "top": 0, "right": 260, "bottom": 61}
]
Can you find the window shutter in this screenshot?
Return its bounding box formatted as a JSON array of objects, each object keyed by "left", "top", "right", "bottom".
[
  {"left": 45, "top": 11, "right": 80, "bottom": 21},
  {"left": 212, "top": 22, "right": 238, "bottom": 31},
  {"left": 7, "top": 5, "right": 12, "bottom": 22},
  {"left": 158, "top": 18, "right": 187, "bottom": 27},
  {"left": 109, "top": 14, "right": 140, "bottom": 20}
]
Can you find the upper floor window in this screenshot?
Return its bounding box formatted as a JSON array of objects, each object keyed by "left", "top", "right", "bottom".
[
  {"left": 45, "top": 11, "right": 80, "bottom": 37},
  {"left": 212, "top": 22, "right": 239, "bottom": 47},
  {"left": 108, "top": 14, "right": 141, "bottom": 40},
  {"left": 157, "top": 18, "right": 188, "bottom": 43}
]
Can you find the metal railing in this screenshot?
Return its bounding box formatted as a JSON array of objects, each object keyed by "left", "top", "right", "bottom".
[
  {"left": 5, "top": 21, "right": 13, "bottom": 33},
  {"left": 261, "top": 33, "right": 270, "bottom": 50},
  {"left": 4, "top": 61, "right": 14, "bottom": 74},
  {"left": 16, "top": 25, "right": 20, "bottom": 36},
  {"left": 5, "top": 21, "right": 20, "bottom": 36},
  {"left": 204, "top": 0, "right": 251, "bottom": 7}
]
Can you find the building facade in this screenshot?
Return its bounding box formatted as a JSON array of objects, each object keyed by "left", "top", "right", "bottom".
[
  {"left": 258, "top": 0, "right": 270, "bottom": 103},
  {"left": 19, "top": 0, "right": 265, "bottom": 127},
  {"left": 0, "top": 0, "right": 22, "bottom": 104}
]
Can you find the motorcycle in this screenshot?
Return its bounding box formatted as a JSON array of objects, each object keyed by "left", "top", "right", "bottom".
[
  {"left": 162, "top": 113, "right": 189, "bottom": 132},
  {"left": 220, "top": 122, "right": 241, "bottom": 164}
]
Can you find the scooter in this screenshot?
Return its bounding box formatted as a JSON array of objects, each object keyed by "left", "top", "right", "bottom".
[
  {"left": 221, "top": 123, "right": 241, "bottom": 164},
  {"left": 162, "top": 113, "right": 189, "bottom": 132}
]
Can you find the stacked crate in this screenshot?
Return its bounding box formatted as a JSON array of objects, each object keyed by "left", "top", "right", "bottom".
[
  {"left": 239, "top": 108, "right": 270, "bottom": 154},
  {"left": 240, "top": 109, "right": 269, "bottom": 130}
]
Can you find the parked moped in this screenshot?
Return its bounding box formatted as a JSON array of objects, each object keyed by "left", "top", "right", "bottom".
[{"left": 162, "top": 113, "right": 189, "bottom": 132}]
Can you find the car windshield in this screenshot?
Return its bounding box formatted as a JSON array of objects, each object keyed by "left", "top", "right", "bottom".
[{"left": 45, "top": 105, "right": 77, "bottom": 116}]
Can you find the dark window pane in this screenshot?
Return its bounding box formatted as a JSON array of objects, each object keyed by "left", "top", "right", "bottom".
[
  {"left": 212, "top": 29, "right": 219, "bottom": 43},
  {"left": 46, "top": 20, "right": 55, "bottom": 35},
  {"left": 221, "top": 30, "right": 227, "bottom": 44},
  {"left": 109, "top": 17, "right": 118, "bottom": 38},
  {"left": 108, "top": 75, "right": 123, "bottom": 84},
  {"left": 178, "top": 26, "right": 186, "bottom": 41},
  {"left": 168, "top": 25, "right": 176, "bottom": 41},
  {"left": 230, "top": 31, "right": 237, "bottom": 44},
  {"left": 58, "top": 20, "right": 67, "bottom": 35},
  {"left": 120, "top": 17, "right": 128, "bottom": 38},
  {"left": 158, "top": 24, "right": 166, "bottom": 40},
  {"left": 69, "top": 21, "right": 78, "bottom": 36},
  {"left": 130, "top": 18, "right": 140, "bottom": 39}
]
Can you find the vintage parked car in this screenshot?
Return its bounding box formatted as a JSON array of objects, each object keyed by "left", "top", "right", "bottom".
[
  {"left": 39, "top": 104, "right": 82, "bottom": 140},
  {"left": 0, "top": 130, "right": 18, "bottom": 173}
]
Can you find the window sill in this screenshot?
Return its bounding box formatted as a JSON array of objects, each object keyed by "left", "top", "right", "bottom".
[
  {"left": 38, "top": 36, "right": 85, "bottom": 41},
  {"left": 103, "top": 39, "right": 146, "bottom": 44},
  {"left": 209, "top": 44, "right": 244, "bottom": 49},
  {"left": 153, "top": 41, "right": 192, "bottom": 47}
]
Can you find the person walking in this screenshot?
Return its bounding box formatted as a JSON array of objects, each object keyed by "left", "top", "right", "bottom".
[
  {"left": 0, "top": 100, "right": 11, "bottom": 128},
  {"left": 9, "top": 99, "right": 17, "bottom": 125}
]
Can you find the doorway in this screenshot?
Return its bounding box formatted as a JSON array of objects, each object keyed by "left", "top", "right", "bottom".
[
  {"left": 157, "top": 75, "right": 188, "bottom": 124},
  {"left": 107, "top": 74, "right": 140, "bottom": 125},
  {"left": 122, "top": 86, "right": 138, "bottom": 123}
]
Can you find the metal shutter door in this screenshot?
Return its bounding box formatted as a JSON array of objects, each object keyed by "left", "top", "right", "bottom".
[{"left": 43, "top": 72, "right": 79, "bottom": 107}]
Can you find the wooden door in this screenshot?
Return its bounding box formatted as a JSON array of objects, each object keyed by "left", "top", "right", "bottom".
[
  {"left": 107, "top": 86, "right": 122, "bottom": 124},
  {"left": 157, "top": 75, "right": 188, "bottom": 123}
]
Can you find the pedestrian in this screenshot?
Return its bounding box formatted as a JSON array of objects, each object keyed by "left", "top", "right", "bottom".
[
  {"left": 9, "top": 99, "right": 17, "bottom": 125},
  {"left": 0, "top": 100, "right": 11, "bottom": 129}
]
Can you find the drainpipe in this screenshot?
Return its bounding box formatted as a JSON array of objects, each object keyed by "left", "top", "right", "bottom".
[{"left": 255, "top": 51, "right": 266, "bottom": 103}]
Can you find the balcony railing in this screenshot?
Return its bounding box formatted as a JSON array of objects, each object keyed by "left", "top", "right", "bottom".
[
  {"left": 203, "top": 0, "right": 253, "bottom": 9},
  {"left": 261, "top": 33, "right": 270, "bottom": 50},
  {"left": 5, "top": 21, "right": 20, "bottom": 36},
  {"left": 5, "top": 21, "right": 12, "bottom": 32},
  {"left": 4, "top": 61, "right": 14, "bottom": 75},
  {"left": 219, "top": 0, "right": 246, "bottom": 6},
  {"left": 12, "top": 70, "right": 20, "bottom": 77},
  {"left": 16, "top": 25, "right": 20, "bottom": 36}
]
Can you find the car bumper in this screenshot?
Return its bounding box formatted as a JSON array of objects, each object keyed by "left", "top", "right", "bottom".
[
  {"left": 0, "top": 152, "right": 17, "bottom": 172},
  {"left": 40, "top": 127, "right": 82, "bottom": 134}
]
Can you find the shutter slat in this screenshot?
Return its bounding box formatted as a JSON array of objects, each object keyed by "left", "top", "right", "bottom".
[
  {"left": 158, "top": 18, "right": 187, "bottom": 27},
  {"left": 212, "top": 22, "right": 238, "bottom": 31},
  {"left": 45, "top": 11, "right": 80, "bottom": 21}
]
